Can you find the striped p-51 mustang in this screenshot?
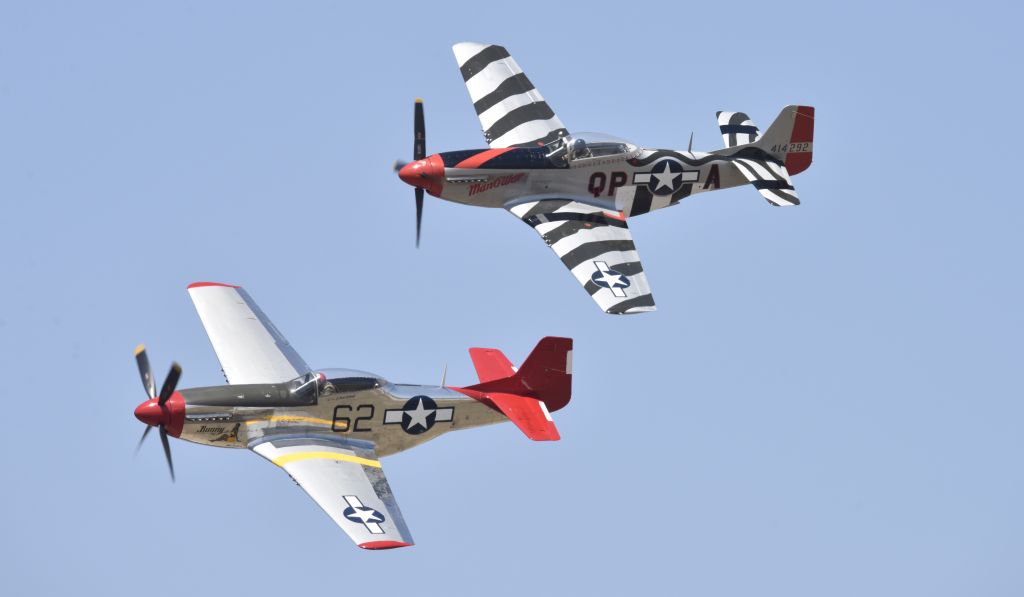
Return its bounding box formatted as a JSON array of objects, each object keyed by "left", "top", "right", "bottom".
[
  {"left": 396, "top": 42, "right": 815, "bottom": 315},
  {"left": 132, "top": 282, "right": 572, "bottom": 549}
]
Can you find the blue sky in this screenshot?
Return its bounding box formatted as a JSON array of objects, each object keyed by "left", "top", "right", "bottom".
[{"left": 1, "top": 1, "right": 1022, "bottom": 595}]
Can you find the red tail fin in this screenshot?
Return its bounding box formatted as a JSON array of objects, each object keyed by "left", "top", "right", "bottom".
[
  {"left": 456, "top": 337, "right": 573, "bottom": 441},
  {"left": 466, "top": 337, "right": 572, "bottom": 412}
]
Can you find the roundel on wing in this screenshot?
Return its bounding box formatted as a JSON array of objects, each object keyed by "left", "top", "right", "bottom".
[
  {"left": 591, "top": 267, "right": 631, "bottom": 290},
  {"left": 343, "top": 505, "right": 386, "bottom": 525}
]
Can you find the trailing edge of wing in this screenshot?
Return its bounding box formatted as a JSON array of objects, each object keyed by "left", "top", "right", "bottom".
[
  {"left": 187, "top": 282, "right": 311, "bottom": 384},
  {"left": 252, "top": 436, "right": 414, "bottom": 550},
  {"left": 506, "top": 199, "right": 655, "bottom": 314},
  {"left": 453, "top": 42, "right": 568, "bottom": 148}
]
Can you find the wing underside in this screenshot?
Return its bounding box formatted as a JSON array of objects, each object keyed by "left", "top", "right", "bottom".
[
  {"left": 453, "top": 42, "right": 568, "bottom": 148},
  {"left": 507, "top": 199, "right": 655, "bottom": 314},
  {"left": 187, "top": 282, "right": 311, "bottom": 385},
  {"left": 252, "top": 436, "right": 413, "bottom": 550}
]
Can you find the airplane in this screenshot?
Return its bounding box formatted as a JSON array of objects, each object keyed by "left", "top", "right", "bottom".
[
  {"left": 396, "top": 42, "right": 815, "bottom": 315},
  {"left": 133, "top": 281, "right": 573, "bottom": 550}
]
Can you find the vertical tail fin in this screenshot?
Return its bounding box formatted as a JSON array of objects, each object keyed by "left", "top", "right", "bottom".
[
  {"left": 713, "top": 105, "right": 815, "bottom": 206},
  {"left": 754, "top": 105, "right": 815, "bottom": 175},
  {"left": 457, "top": 337, "right": 573, "bottom": 441},
  {"left": 466, "top": 337, "right": 573, "bottom": 412}
]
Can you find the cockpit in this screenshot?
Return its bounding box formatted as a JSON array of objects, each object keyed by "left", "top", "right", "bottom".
[
  {"left": 314, "top": 368, "right": 386, "bottom": 397},
  {"left": 544, "top": 132, "right": 637, "bottom": 165}
]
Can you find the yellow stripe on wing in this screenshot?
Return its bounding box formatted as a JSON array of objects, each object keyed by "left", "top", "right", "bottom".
[{"left": 271, "top": 451, "right": 381, "bottom": 468}]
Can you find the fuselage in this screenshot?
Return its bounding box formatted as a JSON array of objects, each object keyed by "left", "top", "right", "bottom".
[
  {"left": 399, "top": 136, "right": 750, "bottom": 217},
  {"left": 162, "top": 369, "right": 506, "bottom": 458}
]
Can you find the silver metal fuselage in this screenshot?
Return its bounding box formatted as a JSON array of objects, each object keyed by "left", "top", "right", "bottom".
[
  {"left": 176, "top": 370, "right": 505, "bottom": 458},
  {"left": 432, "top": 146, "right": 749, "bottom": 212}
]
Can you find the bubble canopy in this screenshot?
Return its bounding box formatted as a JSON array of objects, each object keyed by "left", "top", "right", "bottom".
[
  {"left": 315, "top": 368, "right": 386, "bottom": 396},
  {"left": 544, "top": 132, "right": 637, "bottom": 163}
]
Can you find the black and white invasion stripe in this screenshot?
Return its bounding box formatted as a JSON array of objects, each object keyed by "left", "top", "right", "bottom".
[
  {"left": 716, "top": 111, "right": 760, "bottom": 147},
  {"left": 453, "top": 43, "right": 568, "bottom": 149},
  {"left": 732, "top": 157, "right": 800, "bottom": 206},
  {"left": 507, "top": 199, "right": 655, "bottom": 314}
]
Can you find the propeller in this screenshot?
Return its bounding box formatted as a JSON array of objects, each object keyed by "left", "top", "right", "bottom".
[
  {"left": 413, "top": 99, "right": 426, "bottom": 247},
  {"left": 133, "top": 344, "right": 181, "bottom": 481},
  {"left": 395, "top": 99, "right": 426, "bottom": 247}
]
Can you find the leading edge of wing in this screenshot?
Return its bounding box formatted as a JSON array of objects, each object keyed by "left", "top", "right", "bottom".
[
  {"left": 505, "top": 199, "right": 656, "bottom": 315},
  {"left": 452, "top": 42, "right": 567, "bottom": 148},
  {"left": 251, "top": 435, "right": 414, "bottom": 550},
  {"left": 186, "top": 282, "right": 312, "bottom": 384}
]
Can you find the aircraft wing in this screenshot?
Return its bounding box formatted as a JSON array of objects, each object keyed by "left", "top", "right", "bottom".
[
  {"left": 453, "top": 42, "right": 568, "bottom": 148},
  {"left": 507, "top": 199, "right": 656, "bottom": 314},
  {"left": 187, "top": 282, "right": 311, "bottom": 385},
  {"left": 252, "top": 436, "right": 414, "bottom": 550}
]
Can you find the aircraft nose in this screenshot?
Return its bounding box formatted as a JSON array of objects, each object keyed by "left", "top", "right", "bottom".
[
  {"left": 134, "top": 399, "right": 166, "bottom": 427},
  {"left": 397, "top": 155, "right": 444, "bottom": 194}
]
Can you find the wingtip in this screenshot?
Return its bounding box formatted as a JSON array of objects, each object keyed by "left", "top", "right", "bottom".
[
  {"left": 452, "top": 41, "right": 491, "bottom": 64},
  {"left": 623, "top": 306, "right": 657, "bottom": 314},
  {"left": 358, "top": 541, "right": 414, "bottom": 550},
  {"left": 187, "top": 281, "right": 240, "bottom": 290},
  {"left": 605, "top": 305, "right": 657, "bottom": 315},
  {"left": 527, "top": 428, "right": 561, "bottom": 442}
]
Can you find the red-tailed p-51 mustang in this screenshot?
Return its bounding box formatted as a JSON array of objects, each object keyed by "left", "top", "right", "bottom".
[
  {"left": 397, "top": 42, "right": 815, "bottom": 315},
  {"left": 133, "top": 282, "right": 572, "bottom": 549}
]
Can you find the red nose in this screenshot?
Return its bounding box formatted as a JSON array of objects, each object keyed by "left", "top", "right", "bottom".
[
  {"left": 398, "top": 155, "right": 444, "bottom": 196},
  {"left": 135, "top": 399, "right": 165, "bottom": 426},
  {"left": 134, "top": 393, "right": 186, "bottom": 437}
]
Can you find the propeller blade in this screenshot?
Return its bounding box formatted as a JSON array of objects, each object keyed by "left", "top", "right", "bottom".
[
  {"left": 159, "top": 426, "right": 175, "bottom": 482},
  {"left": 688, "top": 131, "right": 694, "bottom": 152},
  {"left": 413, "top": 99, "right": 425, "bottom": 161},
  {"left": 158, "top": 362, "right": 182, "bottom": 406},
  {"left": 135, "top": 424, "right": 153, "bottom": 454},
  {"left": 393, "top": 159, "right": 409, "bottom": 173},
  {"left": 135, "top": 344, "right": 156, "bottom": 399},
  {"left": 415, "top": 187, "right": 424, "bottom": 248}
]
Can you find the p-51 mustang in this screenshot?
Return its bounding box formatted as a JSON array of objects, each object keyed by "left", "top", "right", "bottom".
[
  {"left": 133, "top": 282, "right": 572, "bottom": 549},
  {"left": 396, "top": 42, "right": 815, "bottom": 315}
]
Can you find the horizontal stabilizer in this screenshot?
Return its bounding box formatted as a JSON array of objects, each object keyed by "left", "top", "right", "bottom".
[
  {"left": 716, "top": 106, "right": 814, "bottom": 206},
  {"left": 732, "top": 157, "right": 800, "bottom": 206},
  {"left": 485, "top": 392, "right": 560, "bottom": 441},
  {"left": 716, "top": 111, "right": 760, "bottom": 147},
  {"left": 455, "top": 337, "right": 572, "bottom": 441},
  {"left": 468, "top": 347, "right": 516, "bottom": 383}
]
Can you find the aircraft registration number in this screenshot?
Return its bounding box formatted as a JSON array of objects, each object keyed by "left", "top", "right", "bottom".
[{"left": 770, "top": 142, "right": 811, "bottom": 153}]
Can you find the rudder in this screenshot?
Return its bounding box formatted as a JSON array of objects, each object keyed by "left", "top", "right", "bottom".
[
  {"left": 458, "top": 337, "right": 573, "bottom": 441},
  {"left": 755, "top": 105, "right": 815, "bottom": 175}
]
